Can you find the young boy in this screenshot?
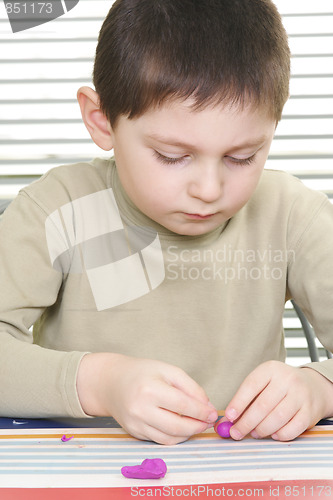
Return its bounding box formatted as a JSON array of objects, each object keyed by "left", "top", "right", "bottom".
[{"left": 1, "top": 0, "right": 333, "bottom": 446}]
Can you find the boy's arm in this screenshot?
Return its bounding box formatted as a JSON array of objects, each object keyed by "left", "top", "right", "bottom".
[
  {"left": 77, "top": 352, "right": 217, "bottom": 445},
  {"left": 0, "top": 193, "right": 217, "bottom": 438},
  {"left": 0, "top": 193, "right": 87, "bottom": 418},
  {"left": 0, "top": 333, "right": 87, "bottom": 417},
  {"left": 226, "top": 193, "right": 333, "bottom": 441}
]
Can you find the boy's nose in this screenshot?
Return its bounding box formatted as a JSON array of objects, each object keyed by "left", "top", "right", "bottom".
[{"left": 188, "top": 163, "right": 223, "bottom": 203}]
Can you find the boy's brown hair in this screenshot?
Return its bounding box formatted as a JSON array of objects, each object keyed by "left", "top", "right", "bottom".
[{"left": 93, "top": 0, "right": 290, "bottom": 126}]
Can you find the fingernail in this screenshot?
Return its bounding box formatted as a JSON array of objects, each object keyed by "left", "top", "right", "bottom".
[
  {"left": 207, "top": 412, "right": 218, "bottom": 423},
  {"left": 226, "top": 408, "right": 238, "bottom": 422},
  {"left": 251, "top": 430, "right": 260, "bottom": 439},
  {"left": 230, "top": 428, "right": 243, "bottom": 440}
]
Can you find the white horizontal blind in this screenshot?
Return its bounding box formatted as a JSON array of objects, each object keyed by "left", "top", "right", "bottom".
[
  {"left": 0, "top": 0, "right": 112, "bottom": 203},
  {"left": 0, "top": 0, "right": 332, "bottom": 363},
  {"left": 268, "top": 0, "right": 333, "bottom": 201},
  {"left": 271, "top": 1, "right": 333, "bottom": 365}
]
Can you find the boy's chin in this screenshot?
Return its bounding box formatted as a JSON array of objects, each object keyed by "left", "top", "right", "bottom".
[{"left": 166, "top": 222, "right": 222, "bottom": 237}]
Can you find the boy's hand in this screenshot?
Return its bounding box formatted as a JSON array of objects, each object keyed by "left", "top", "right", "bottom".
[
  {"left": 77, "top": 353, "right": 218, "bottom": 445},
  {"left": 225, "top": 361, "right": 333, "bottom": 441}
]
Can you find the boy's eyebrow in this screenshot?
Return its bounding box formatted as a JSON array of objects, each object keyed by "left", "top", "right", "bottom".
[{"left": 146, "top": 133, "right": 269, "bottom": 152}]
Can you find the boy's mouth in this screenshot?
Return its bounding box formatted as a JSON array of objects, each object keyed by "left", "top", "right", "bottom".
[{"left": 183, "top": 213, "right": 216, "bottom": 220}]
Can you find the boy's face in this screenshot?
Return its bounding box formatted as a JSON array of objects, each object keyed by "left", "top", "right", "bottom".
[{"left": 110, "top": 100, "right": 276, "bottom": 236}]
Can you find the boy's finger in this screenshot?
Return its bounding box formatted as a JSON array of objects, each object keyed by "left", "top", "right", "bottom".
[
  {"left": 271, "top": 409, "right": 309, "bottom": 442},
  {"left": 225, "top": 364, "right": 272, "bottom": 423},
  {"left": 231, "top": 381, "right": 290, "bottom": 439},
  {"left": 253, "top": 397, "right": 297, "bottom": 438},
  {"left": 145, "top": 407, "right": 212, "bottom": 442},
  {"left": 131, "top": 417, "right": 210, "bottom": 446},
  {"left": 157, "top": 383, "right": 217, "bottom": 425},
  {"left": 166, "top": 365, "right": 213, "bottom": 405}
]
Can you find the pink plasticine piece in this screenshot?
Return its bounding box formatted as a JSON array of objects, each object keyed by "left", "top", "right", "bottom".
[
  {"left": 121, "top": 458, "right": 167, "bottom": 479},
  {"left": 61, "top": 435, "right": 74, "bottom": 442},
  {"left": 214, "top": 419, "right": 234, "bottom": 438}
]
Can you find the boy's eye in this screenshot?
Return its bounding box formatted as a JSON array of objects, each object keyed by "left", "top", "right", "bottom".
[
  {"left": 153, "top": 150, "right": 187, "bottom": 166},
  {"left": 153, "top": 150, "right": 257, "bottom": 167},
  {"left": 225, "top": 154, "right": 256, "bottom": 166}
]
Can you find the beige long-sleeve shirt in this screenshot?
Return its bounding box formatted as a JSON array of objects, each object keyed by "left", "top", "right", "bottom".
[{"left": 0, "top": 158, "right": 332, "bottom": 417}]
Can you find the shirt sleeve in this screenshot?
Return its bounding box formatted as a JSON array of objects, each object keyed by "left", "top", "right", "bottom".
[
  {"left": 0, "top": 191, "right": 88, "bottom": 418},
  {"left": 287, "top": 191, "right": 333, "bottom": 382}
]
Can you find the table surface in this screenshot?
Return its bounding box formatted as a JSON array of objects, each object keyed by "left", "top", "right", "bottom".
[{"left": 0, "top": 417, "right": 332, "bottom": 499}]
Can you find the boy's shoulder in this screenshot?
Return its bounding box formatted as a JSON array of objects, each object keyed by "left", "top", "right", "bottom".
[
  {"left": 20, "top": 157, "right": 115, "bottom": 213},
  {"left": 256, "top": 169, "right": 327, "bottom": 207},
  {"left": 247, "top": 169, "right": 331, "bottom": 238},
  {"left": 260, "top": 168, "right": 304, "bottom": 191}
]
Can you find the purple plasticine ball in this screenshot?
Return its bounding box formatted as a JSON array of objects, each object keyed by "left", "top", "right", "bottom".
[{"left": 215, "top": 420, "right": 233, "bottom": 438}]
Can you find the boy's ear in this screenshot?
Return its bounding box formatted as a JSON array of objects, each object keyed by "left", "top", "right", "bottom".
[{"left": 77, "top": 86, "right": 113, "bottom": 151}]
